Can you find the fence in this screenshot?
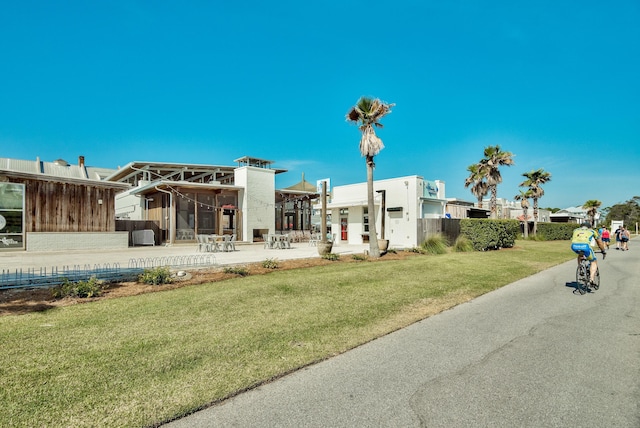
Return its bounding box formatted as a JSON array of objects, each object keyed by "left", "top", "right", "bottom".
[
  {"left": 418, "top": 218, "right": 461, "bottom": 244},
  {"left": 0, "top": 254, "right": 216, "bottom": 289}
]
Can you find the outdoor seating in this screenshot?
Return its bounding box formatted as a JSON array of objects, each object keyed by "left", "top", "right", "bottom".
[
  {"left": 196, "top": 234, "right": 212, "bottom": 252},
  {"left": 207, "top": 235, "right": 222, "bottom": 252},
  {"left": 263, "top": 234, "right": 275, "bottom": 249},
  {"left": 308, "top": 233, "right": 320, "bottom": 246},
  {"left": 222, "top": 234, "right": 236, "bottom": 252},
  {"left": 279, "top": 234, "right": 291, "bottom": 249}
]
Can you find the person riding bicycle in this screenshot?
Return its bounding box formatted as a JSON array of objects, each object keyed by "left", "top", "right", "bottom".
[{"left": 571, "top": 221, "right": 606, "bottom": 286}]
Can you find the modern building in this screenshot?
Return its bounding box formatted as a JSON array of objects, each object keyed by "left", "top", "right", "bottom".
[
  {"left": 321, "top": 175, "right": 447, "bottom": 248},
  {"left": 109, "top": 156, "right": 296, "bottom": 244}
]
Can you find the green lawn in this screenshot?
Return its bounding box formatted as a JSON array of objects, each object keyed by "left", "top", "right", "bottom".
[{"left": 0, "top": 240, "right": 574, "bottom": 427}]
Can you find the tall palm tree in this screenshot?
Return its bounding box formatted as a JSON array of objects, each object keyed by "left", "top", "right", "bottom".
[
  {"left": 583, "top": 199, "right": 602, "bottom": 225},
  {"left": 346, "top": 96, "right": 394, "bottom": 258},
  {"left": 514, "top": 189, "right": 533, "bottom": 239},
  {"left": 464, "top": 163, "right": 489, "bottom": 209},
  {"left": 479, "top": 145, "right": 515, "bottom": 218},
  {"left": 520, "top": 168, "right": 551, "bottom": 235}
]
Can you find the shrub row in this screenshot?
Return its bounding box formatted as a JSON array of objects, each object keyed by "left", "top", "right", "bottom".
[
  {"left": 535, "top": 222, "right": 576, "bottom": 240},
  {"left": 460, "top": 219, "right": 519, "bottom": 251}
]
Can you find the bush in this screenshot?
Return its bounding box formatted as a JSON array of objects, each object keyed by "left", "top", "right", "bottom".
[
  {"left": 453, "top": 235, "right": 474, "bottom": 252},
  {"left": 51, "top": 277, "right": 106, "bottom": 299},
  {"left": 223, "top": 266, "right": 249, "bottom": 276},
  {"left": 322, "top": 253, "right": 340, "bottom": 261},
  {"left": 139, "top": 267, "right": 173, "bottom": 285},
  {"left": 535, "top": 222, "right": 575, "bottom": 240},
  {"left": 262, "top": 258, "right": 280, "bottom": 269},
  {"left": 421, "top": 234, "right": 448, "bottom": 255},
  {"left": 460, "top": 219, "right": 519, "bottom": 251},
  {"left": 352, "top": 254, "right": 368, "bottom": 261}
]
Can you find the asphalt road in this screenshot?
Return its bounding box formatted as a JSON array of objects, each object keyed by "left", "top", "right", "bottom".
[{"left": 165, "top": 243, "right": 640, "bottom": 427}]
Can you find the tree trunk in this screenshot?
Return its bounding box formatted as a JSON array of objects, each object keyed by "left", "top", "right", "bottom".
[
  {"left": 533, "top": 199, "right": 539, "bottom": 235},
  {"left": 490, "top": 186, "right": 497, "bottom": 219},
  {"left": 366, "top": 156, "right": 380, "bottom": 257},
  {"left": 523, "top": 207, "right": 529, "bottom": 239}
]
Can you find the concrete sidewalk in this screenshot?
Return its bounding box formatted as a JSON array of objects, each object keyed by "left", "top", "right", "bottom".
[{"left": 0, "top": 242, "right": 369, "bottom": 271}]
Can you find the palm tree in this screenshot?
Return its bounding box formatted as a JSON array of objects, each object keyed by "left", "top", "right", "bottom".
[
  {"left": 464, "top": 163, "right": 489, "bottom": 209},
  {"left": 479, "top": 145, "right": 515, "bottom": 218},
  {"left": 520, "top": 168, "right": 551, "bottom": 235},
  {"left": 514, "top": 189, "right": 532, "bottom": 239},
  {"left": 346, "top": 97, "right": 394, "bottom": 258},
  {"left": 583, "top": 199, "right": 602, "bottom": 225}
]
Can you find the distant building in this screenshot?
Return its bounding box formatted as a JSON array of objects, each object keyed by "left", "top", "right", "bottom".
[{"left": 550, "top": 206, "right": 589, "bottom": 224}]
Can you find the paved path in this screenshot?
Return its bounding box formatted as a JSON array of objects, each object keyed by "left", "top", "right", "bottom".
[
  {"left": 165, "top": 243, "right": 640, "bottom": 427},
  {"left": 0, "top": 241, "right": 368, "bottom": 271}
]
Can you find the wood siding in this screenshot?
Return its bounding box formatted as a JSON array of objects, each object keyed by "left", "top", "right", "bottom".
[{"left": 22, "top": 179, "right": 120, "bottom": 232}]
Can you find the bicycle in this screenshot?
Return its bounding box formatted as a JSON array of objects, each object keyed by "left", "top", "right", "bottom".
[{"left": 575, "top": 250, "right": 605, "bottom": 295}]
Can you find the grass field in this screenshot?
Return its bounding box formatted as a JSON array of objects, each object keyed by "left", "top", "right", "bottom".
[{"left": 0, "top": 240, "right": 574, "bottom": 427}]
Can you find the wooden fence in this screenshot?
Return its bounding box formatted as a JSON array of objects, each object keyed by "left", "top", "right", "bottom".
[{"left": 418, "top": 218, "right": 461, "bottom": 244}]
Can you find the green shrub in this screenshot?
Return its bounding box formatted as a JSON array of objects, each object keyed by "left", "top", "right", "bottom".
[
  {"left": 351, "top": 254, "right": 368, "bottom": 261},
  {"left": 51, "top": 277, "right": 106, "bottom": 299},
  {"left": 223, "top": 266, "right": 249, "bottom": 276},
  {"left": 421, "top": 234, "right": 448, "bottom": 254},
  {"left": 535, "top": 222, "right": 575, "bottom": 240},
  {"left": 453, "top": 235, "right": 474, "bottom": 252},
  {"left": 460, "top": 219, "right": 519, "bottom": 251},
  {"left": 262, "top": 258, "right": 280, "bottom": 269},
  {"left": 138, "top": 267, "right": 173, "bottom": 285},
  {"left": 322, "top": 253, "right": 340, "bottom": 261}
]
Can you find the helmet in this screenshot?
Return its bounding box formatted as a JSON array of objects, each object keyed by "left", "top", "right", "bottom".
[{"left": 581, "top": 221, "right": 591, "bottom": 228}]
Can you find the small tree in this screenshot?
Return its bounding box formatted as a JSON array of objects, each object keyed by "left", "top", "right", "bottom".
[
  {"left": 520, "top": 168, "right": 551, "bottom": 235},
  {"left": 464, "top": 163, "right": 489, "bottom": 209},
  {"left": 514, "top": 189, "right": 532, "bottom": 239},
  {"left": 583, "top": 199, "right": 602, "bottom": 225},
  {"left": 477, "top": 145, "right": 515, "bottom": 218},
  {"left": 346, "top": 97, "right": 394, "bottom": 258}
]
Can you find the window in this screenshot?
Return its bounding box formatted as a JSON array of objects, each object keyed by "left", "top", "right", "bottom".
[
  {"left": 0, "top": 182, "right": 25, "bottom": 250},
  {"left": 363, "top": 207, "right": 369, "bottom": 233}
]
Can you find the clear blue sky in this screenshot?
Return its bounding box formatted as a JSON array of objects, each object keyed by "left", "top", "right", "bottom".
[{"left": 1, "top": 1, "right": 638, "bottom": 209}]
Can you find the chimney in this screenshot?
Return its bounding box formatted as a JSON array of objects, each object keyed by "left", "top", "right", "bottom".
[{"left": 78, "top": 155, "right": 88, "bottom": 178}]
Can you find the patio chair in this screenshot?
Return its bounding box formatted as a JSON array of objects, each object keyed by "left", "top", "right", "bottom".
[
  {"left": 223, "top": 234, "right": 236, "bottom": 252},
  {"left": 263, "top": 234, "right": 275, "bottom": 249},
  {"left": 196, "top": 235, "right": 211, "bottom": 252}
]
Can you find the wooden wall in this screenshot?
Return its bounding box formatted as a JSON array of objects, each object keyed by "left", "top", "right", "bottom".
[{"left": 22, "top": 178, "right": 120, "bottom": 232}]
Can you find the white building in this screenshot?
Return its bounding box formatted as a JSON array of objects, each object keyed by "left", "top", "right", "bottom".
[
  {"left": 110, "top": 157, "right": 284, "bottom": 244},
  {"left": 321, "top": 176, "right": 446, "bottom": 249}
]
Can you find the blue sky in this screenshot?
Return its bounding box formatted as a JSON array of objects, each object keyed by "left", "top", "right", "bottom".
[{"left": 1, "top": 1, "right": 638, "bottom": 209}]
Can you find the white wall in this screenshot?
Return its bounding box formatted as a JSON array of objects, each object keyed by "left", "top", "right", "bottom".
[
  {"left": 115, "top": 191, "right": 144, "bottom": 220},
  {"left": 328, "top": 176, "right": 443, "bottom": 248},
  {"left": 234, "top": 166, "right": 275, "bottom": 242}
]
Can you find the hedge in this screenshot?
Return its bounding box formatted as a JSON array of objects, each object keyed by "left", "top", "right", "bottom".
[
  {"left": 535, "top": 222, "right": 577, "bottom": 240},
  {"left": 460, "top": 219, "right": 520, "bottom": 251}
]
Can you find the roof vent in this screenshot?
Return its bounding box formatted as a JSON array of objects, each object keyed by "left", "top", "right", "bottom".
[{"left": 53, "top": 159, "right": 69, "bottom": 167}]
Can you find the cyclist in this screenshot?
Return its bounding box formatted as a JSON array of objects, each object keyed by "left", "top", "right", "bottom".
[{"left": 571, "top": 221, "right": 606, "bottom": 286}]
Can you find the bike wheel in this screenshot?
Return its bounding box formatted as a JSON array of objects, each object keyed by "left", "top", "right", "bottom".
[
  {"left": 576, "top": 265, "right": 588, "bottom": 294},
  {"left": 592, "top": 268, "right": 600, "bottom": 290}
]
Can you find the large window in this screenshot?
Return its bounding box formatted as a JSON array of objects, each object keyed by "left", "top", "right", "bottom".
[{"left": 0, "top": 182, "right": 25, "bottom": 250}]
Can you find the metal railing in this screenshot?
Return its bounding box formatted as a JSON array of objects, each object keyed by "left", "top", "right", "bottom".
[{"left": 0, "top": 254, "right": 216, "bottom": 289}]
